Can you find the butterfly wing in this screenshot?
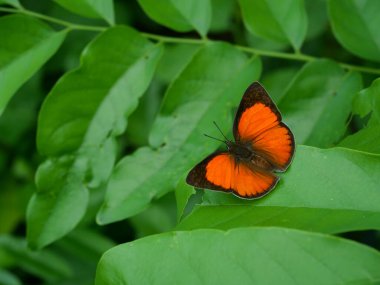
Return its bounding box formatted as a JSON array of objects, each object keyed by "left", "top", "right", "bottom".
[
  {"left": 186, "top": 152, "right": 279, "bottom": 199},
  {"left": 233, "top": 82, "right": 295, "bottom": 171}
]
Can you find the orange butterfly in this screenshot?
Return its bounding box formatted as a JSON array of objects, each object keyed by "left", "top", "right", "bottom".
[{"left": 186, "top": 82, "right": 295, "bottom": 199}]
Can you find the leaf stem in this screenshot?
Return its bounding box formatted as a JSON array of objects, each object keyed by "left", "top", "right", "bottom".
[
  {"left": 1, "top": 6, "right": 380, "bottom": 75},
  {"left": 0, "top": 6, "right": 106, "bottom": 32}
]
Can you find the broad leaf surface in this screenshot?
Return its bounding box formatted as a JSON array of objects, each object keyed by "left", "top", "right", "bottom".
[
  {"left": 54, "top": 0, "right": 114, "bottom": 25},
  {"left": 239, "top": 0, "right": 307, "bottom": 51},
  {"left": 178, "top": 145, "right": 380, "bottom": 233},
  {"left": 28, "top": 26, "right": 162, "bottom": 248},
  {"left": 95, "top": 227, "right": 380, "bottom": 285},
  {"left": 137, "top": 0, "right": 211, "bottom": 37},
  {"left": 0, "top": 15, "right": 66, "bottom": 115},
  {"left": 328, "top": 0, "right": 380, "bottom": 62},
  {"left": 97, "top": 43, "right": 261, "bottom": 224},
  {"left": 278, "top": 60, "right": 362, "bottom": 147}
]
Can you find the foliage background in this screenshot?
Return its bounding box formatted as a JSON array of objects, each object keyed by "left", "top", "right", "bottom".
[{"left": 0, "top": 0, "right": 380, "bottom": 284}]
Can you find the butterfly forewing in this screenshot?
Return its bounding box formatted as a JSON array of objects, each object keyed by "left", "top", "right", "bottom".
[{"left": 233, "top": 82, "right": 295, "bottom": 171}]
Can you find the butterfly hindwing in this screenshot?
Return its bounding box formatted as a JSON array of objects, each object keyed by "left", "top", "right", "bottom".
[
  {"left": 187, "top": 152, "right": 279, "bottom": 199},
  {"left": 233, "top": 82, "right": 295, "bottom": 171}
]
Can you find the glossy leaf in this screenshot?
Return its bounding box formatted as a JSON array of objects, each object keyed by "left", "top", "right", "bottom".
[
  {"left": 28, "top": 26, "right": 163, "bottom": 248},
  {"left": 137, "top": 0, "right": 211, "bottom": 37},
  {"left": 0, "top": 15, "right": 67, "bottom": 115},
  {"left": 54, "top": 0, "right": 114, "bottom": 25},
  {"left": 178, "top": 145, "right": 380, "bottom": 233},
  {"left": 239, "top": 0, "right": 307, "bottom": 51},
  {"left": 278, "top": 60, "right": 362, "bottom": 147},
  {"left": 96, "top": 227, "right": 380, "bottom": 285},
  {"left": 97, "top": 43, "right": 262, "bottom": 224},
  {"left": 328, "top": 0, "right": 380, "bottom": 62}
]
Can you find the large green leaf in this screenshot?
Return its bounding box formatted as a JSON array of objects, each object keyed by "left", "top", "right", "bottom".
[
  {"left": 27, "top": 26, "right": 162, "bottom": 249},
  {"left": 178, "top": 145, "right": 380, "bottom": 233},
  {"left": 0, "top": 15, "right": 67, "bottom": 115},
  {"left": 54, "top": 0, "right": 114, "bottom": 25},
  {"left": 97, "top": 43, "right": 261, "bottom": 224},
  {"left": 328, "top": 0, "right": 380, "bottom": 62},
  {"left": 95, "top": 227, "right": 380, "bottom": 285},
  {"left": 238, "top": 0, "right": 307, "bottom": 51},
  {"left": 137, "top": 0, "right": 211, "bottom": 37},
  {"left": 278, "top": 60, "right": 362, "bottom": 147}
]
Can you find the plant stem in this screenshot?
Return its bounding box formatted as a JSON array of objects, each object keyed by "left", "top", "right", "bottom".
[
  {"left": 1, "top": 6, "right": 380, "bottom": 75},
  {"left": 0, "top": 7, "right": 106, "bottom": 31}
]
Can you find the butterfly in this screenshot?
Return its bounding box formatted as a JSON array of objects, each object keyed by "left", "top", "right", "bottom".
[{"left": 186, "top": 82, "right": 295, "bottom": 199}]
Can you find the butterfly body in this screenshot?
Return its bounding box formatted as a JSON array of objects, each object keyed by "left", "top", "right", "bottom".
[
  {"left": 186, "top": 82, "right": 295, "bottom": 199},
  {"left": 226, "top": 140, "right": 274, "bottom": 171}
]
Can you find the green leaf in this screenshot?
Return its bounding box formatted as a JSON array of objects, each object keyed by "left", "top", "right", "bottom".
[
  {"left": 178, "top": 145, "right": 380, "bottom": 233},
  {"left": 27, "top": 157, "right": 89, "bottom": 249},
  {"left": 156, "top": 44, "right": 200, "bottom": 84},
  {"left": 261, "top": 66, "right": 299, "bottom": 103},
  {"left": 0, "top": 15, "right": 67, "bottom": 115},
  {"left": 0, "top": 236, "right": 72, "bottom": 282},
  {"left": 341, "top": 78, "right": 380, "bottom": 154},
  {"left": 137, "top": 0, "right": 211, "bottom": 37},
  {"left": 28, "top": 26, "right": 162, "bottom": 248},
  {"left": 328, "top": 0, "right": 380, "bottom": 62},
  {"left": 0, "top": 269, "right": 21, "bottom": 285},
  {"left": 209, "top": 0, "right": 236, "bottom": 32},
  {"left": 54, "top": 0, "right": 115, "bottom": 25},
  {"left": 95, "top": 227, "right": 380, "bottom": 285},
  {"left": 238, "top": 0, "right": 307, "bottom": 51},
  {"left": 0, "top": 0, "right": 21, "bottom": 8},
  {"left": 55, "top": 228, "right": 115, "bottom": 262},
  {"left": 305, "top": 0, "right": 328, "bottom": 41},
  {"left": 175, "top": 175, "right": 195, "bottom": 222},
  {"left": 353, "top": 78, "right": 380, "bottom": 124},
  {"left": 0, "top": 73, "right": 41, "bottom": 146},
  {"left": 339, "top": 125, "right": 380, "bottom": 155},
  {"left": 97, "top": 43, "right": 261, "bottom": 224},
  {"left": 278, "top": 60, "right": 362, "bottom": 147},
  {"left": 130, "top": 194, "right": 177, "bottom": 238}
]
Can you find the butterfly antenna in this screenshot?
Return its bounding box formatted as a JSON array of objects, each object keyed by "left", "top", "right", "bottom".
[
  {"left": 213, "top": 121, "right": 229, "bottom": 142},
  {"left": 203, "top": 133, "right": 226, "bottom": 144}
]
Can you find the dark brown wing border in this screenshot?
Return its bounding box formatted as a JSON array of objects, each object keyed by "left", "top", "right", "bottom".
[{"left": 233, "top": 82, "right": 282, "bottom": 140}]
